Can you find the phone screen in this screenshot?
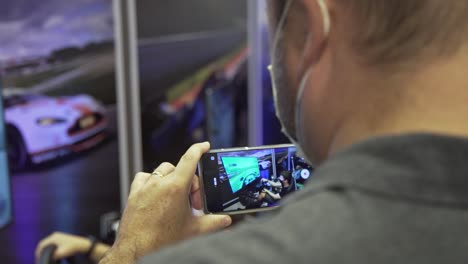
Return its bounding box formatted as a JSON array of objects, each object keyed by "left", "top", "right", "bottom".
[{"left": 199, "top": 145, "right": 313, "bottom": 214}]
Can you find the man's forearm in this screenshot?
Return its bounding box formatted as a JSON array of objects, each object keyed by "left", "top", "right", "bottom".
[
  {"left": 92, "top": 243, "right": 111, "bottom": 263},
  {"left": 99, "top": 242, "right": 137, "bottom": 264},
  {"left": 268, "top": 180, "right": 282, "bottom": 188},
  {"left": 265, "top": 190, "right": 281, "bottom": 200}
]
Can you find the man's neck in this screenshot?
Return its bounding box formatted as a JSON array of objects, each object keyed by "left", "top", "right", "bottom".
[{"left": 329, "top": 48, "right": 468, "bottom": 157}]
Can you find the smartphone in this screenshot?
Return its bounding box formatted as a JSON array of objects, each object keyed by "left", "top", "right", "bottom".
[{"left": 198, "top": 144, "right": 314, "bottom": 215}]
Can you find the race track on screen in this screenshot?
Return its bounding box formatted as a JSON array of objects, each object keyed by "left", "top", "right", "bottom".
[{"left": 221, "top": 157, "right": 260, "bottom": 193}]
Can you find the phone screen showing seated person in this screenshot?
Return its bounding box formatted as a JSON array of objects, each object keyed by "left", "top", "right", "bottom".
[{"left": 200, "top": 145, "right": 313, "bottom": 214}]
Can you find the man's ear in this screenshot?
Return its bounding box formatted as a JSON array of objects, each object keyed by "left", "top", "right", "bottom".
[{"left": 298, "top": 0, "right": 331, "bottom": 78}]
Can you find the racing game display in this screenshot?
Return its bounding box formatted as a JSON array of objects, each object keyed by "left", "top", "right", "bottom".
[
  {"left": 3, "top": 91, "right": 108, "bottom": 171},
  {"left": 0, "top": 0, "right": 116, "bottom": 172},
  {"left": 0, "top": 88, "right": 12, "bottom": 229},
  {"left": 221, "top": 156, "right": 260, "bottom": 193},
  {"left": 200, "top": 145, "right": 313, "bottom": 214},
  {"left": 0, "top": 1, "right": 120, "bottom": 261}
]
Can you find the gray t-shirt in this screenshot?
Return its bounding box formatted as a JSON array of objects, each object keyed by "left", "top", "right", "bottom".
[{"left": 141, "top": 134, "right": 468, "bottom": 263}]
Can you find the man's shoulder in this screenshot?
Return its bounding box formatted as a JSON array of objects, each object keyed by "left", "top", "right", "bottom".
[
  {"left": 141, "top": 185, "right": 468, "bottom": 264},
  {"left": 138, "top": 188, "right": 379, "bottom": 263},
  {"left": 283, "top": 184, "right": 468, "bottom": 263}
]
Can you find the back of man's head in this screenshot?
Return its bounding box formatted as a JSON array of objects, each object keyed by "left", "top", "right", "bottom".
[
  {"left": 269, "top": 0, "right": 468, "bottom": 164},
  {"left": 340, "top": 0, "right": 468, "bottom": 65},
  {"left": 275, "top": 0, "right": 468, "bottom": 66},
  {"left": 281, "top": 171, "right": 292, "bottom": 183}
]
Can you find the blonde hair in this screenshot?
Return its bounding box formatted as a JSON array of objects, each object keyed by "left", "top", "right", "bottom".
[{"left": 340, "top": 0, "right": 468, "bottom": 65}]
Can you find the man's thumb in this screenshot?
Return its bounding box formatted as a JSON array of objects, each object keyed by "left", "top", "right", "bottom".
[{"left": 196, "top": 215, "right": 232, "bottom": 234}]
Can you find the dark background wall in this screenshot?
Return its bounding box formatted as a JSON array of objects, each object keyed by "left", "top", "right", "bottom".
[
  {"left": 137, "top": 0, "right": 247, "bottom": 38},
  {"left": 136, "top": 0, "right": 249, "bottom": 170}
]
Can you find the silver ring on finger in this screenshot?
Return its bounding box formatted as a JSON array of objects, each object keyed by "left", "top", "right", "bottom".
[{"left": 151, "top": 171, "right": 165, "bottom": 177}]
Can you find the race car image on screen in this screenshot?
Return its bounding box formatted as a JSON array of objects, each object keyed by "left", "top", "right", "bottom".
[{"left": 3, "top": 88, "right": 108, "bottom": 171}]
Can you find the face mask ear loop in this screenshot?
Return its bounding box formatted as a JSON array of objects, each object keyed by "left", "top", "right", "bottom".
[
  {"left": 294, "top": 0, "right": 331, "bottom": 164},
  {"left": 317, "top": 0, "right": 331, "bottom": 36},
  {"left": 271, "top": 0, "right": 294, "bottom": 54},
  {"left": 270, "top": 0, "right": 295, "bottom": 139},
  {"left": 294, "top": 69, "right": 312, "bottom": 157}
]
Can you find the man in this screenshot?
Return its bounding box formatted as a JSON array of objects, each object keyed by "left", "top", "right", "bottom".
[
  {"left": 279, "top": 171, "right": 295, "bottom": 198},
  {"left": 238, "top": 178, "right": 269, "bottom": 208},
  {"left": 101, "top": 0, "right": 468, "bottom": 263}
]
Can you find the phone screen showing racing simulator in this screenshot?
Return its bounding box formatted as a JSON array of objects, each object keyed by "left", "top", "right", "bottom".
[{"left": 199, "top": 145, "right": 314, "bottom": 214}]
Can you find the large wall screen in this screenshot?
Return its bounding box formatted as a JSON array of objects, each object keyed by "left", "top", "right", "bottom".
[{"left": 0, "top": 87, "right": 12, "bottom": 229}]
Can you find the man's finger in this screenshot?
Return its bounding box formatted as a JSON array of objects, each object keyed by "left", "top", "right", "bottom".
[
  {"left": 190, "top": 190, "right": 203, "bottom": 210},
  {"left": 54, "top": 247, "right": 71, "bottom": 260},
  {"left": 174, "top": 142, "right": 210, "bottom": 187},
  {"left": 190, "top": 175, "right": 202, "bottom": 209},
  {"left": 35, "top": 238, "right": 51, "bottom": 261},
  {"left": 130, "top": 172, "right": 151, "bottom": 192},
  {"left": 191, "top": 175, "right": 200, "bottom": 194},
  {"left": 152, "top": 162, "right": 176, "bottom": 177},
  {"left": 196, "top": 214, "right": 232, "bottom": 234}
]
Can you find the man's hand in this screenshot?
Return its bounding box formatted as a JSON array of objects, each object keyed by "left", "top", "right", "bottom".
[
  {"left": 101, "top": 142, "right": 232, "bottom": 263},
  {"left": 36, "top": 232, "right": 110, "bottom": 263},
  {"left": 36, "top": 232, "right": 91, "bottom": 262}
]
